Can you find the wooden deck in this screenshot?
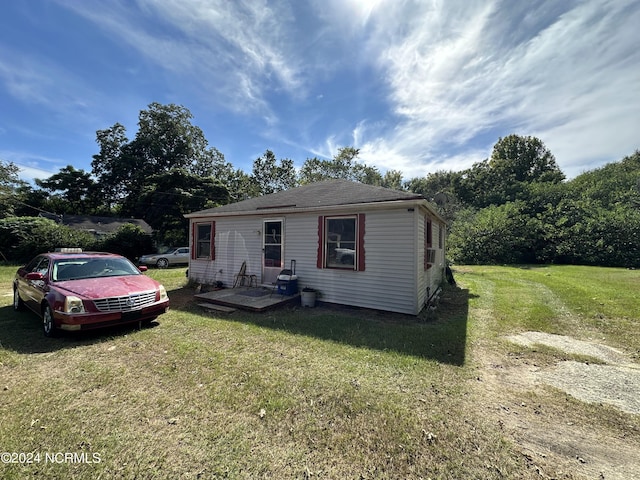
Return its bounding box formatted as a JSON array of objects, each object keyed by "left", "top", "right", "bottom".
[{"left": 194, "top": 286, "right": 300, "bottom": 312}]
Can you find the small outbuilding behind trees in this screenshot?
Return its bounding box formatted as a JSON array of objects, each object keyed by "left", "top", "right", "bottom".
[{"left": 185, "top": 179, "right": 447, "bottom": 315}]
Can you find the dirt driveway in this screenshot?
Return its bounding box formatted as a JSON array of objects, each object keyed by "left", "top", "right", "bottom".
[{"left": 475, "top": 331, "right": 640, "bottom": 479}]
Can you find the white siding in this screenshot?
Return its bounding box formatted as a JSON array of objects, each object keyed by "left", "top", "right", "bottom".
[
  {"left": 189, "top": 204, "right": 443, "bottom": 315},
  {"left": 283, "top": 208, "right": 418, "bottom": 315},
  {"left": 416, "top": 209, "right": 446, "bottom": 310},
  {"left": 188, "top": 216, "right": 263, "bottom": 287}
]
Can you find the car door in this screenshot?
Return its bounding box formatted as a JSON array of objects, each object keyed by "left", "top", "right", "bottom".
[
  {"left": 22, "top": 256, "right": 50, "bottom": 311},
  {"left": 174, "top": 248, "right": 189, "bottom": 265}
]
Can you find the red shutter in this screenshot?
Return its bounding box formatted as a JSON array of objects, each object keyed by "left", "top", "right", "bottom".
[
  {"left": 191, "top": 223, "right": 196, "bottom": 260},
  {"left": 424, "top": 215, "right": 428, "bottom": 270},
  {"left": 357, "top": 213, "right": 366, "bottom": 271},
  {"left": 210, "top": 221, "right": 216, "bottom": 260},
  {"left": 317, "top": 216, "right": 325, "bottom": 269}
]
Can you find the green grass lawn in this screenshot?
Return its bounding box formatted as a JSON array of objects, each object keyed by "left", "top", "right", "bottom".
[{"left": 0, "top": 263, "right": 638, "bottom": 479}]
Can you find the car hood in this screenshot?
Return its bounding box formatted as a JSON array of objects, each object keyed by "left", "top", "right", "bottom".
[{"left": 56, "top": 275, "right": 161, "bottom": 299}]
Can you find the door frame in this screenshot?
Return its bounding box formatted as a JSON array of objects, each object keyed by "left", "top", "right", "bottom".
[{"left": 262, "top": 218, "right": 284, "bottom": 284}]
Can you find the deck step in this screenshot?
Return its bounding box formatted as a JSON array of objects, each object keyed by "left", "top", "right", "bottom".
[{"left": 197, "top": 303, "right": 237, "bottom": 313}]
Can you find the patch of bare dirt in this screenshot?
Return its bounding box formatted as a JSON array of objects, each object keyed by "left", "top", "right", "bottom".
[
  {"left": 473, "top": 332, "right": 640, "bottom": 480},
  {"left": 508, "top": 332, "right": 640, "bottom": 415},
  {"left": 507, "top": 332, "right": 631, "bottom": 366}
]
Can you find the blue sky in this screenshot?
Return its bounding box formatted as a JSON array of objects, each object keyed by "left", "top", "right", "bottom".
[{"left": 1, "top": 0, "right": 638, "bottom": 185}]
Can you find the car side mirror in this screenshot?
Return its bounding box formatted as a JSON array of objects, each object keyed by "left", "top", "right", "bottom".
[
  {"left": 26, "top": 272, "right": 45, "bottom": 280},
  {"left": 138, "top": 265, "right": 148, "bottom": 272}
]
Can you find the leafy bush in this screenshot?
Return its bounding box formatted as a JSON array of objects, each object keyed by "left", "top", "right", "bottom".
[
  {"left": 0, "top": 216, "right": 96, "bottom": 263},
  {"left": 0, "top": 217, "right": 154, "bottom": 264},
  {"left": 96, "top": 223, "right": 153, "bottom": 261},
  {"left": 448, "top": 202, "right": 540, "bottom": 264}
]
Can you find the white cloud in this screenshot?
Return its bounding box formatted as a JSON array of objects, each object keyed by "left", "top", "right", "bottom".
[
  {"left": 0, "top": 45, "right": 93, "bottom": 115},
  {"left": 0, "top": 150, "right": 64, "bottom": 183},
  {"left": 7, "top": 0, "right": 635, "bottom": 182},
  {"left": 337, "top": 0, "right": 640, "bottom": 178},
  {"left": 57, "top": 0, "right": 305, "bottom": 119}
]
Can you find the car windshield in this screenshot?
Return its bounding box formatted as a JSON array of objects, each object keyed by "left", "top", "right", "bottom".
[{"left": 52, "top": 257, "right": 142, "bottom": 281}]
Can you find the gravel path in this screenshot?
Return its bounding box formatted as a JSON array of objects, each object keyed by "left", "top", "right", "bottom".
[{"left": 507, "top": 331, "right": 640, "bottom": 414}]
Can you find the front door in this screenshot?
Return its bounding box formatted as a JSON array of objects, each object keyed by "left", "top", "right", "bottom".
[{"left": 262, "top": 220, "right": 283, "bottom": 284}]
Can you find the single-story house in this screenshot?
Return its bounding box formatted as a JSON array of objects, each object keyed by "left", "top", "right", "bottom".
[
  {"left": 184, "top": 179, "right": 447, "bottom": 315},
  {"left": 40, "top": 214, "right": 153, "bottom": 237}
]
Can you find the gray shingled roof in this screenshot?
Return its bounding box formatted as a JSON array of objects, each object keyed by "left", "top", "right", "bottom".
[
  {"left": 40, "top": 214, "right": 153, "bottom": 234},
  {"left": 187, "top": 179, "right": 425, "bottom": 216}
]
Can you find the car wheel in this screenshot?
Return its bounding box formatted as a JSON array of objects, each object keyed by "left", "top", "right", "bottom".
[
  {"left": 42, "top": 305, "right": 58, "bottom": 337},
  {"left": 156, "top": 258, "right": 169, "bottom": 268},
  {"left": 13, "top": 287, "right": 25, "bottom": 311}
]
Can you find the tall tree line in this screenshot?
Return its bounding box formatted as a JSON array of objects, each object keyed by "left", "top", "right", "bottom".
[
  {"left": 406, "top": 136, "right": 640, "bottom": 267},
  {"left": 1, "top": 103, "right": 638, "bottom": 266}
]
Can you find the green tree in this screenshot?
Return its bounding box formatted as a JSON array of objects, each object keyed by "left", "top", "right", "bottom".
[
  {"left": 0, "top": 216, "right": 96, "bottom": 262},
  {"left": 91, "top": 103, "right": 226, "bottom": 214},
  {"left": 407, "top": 170, "right": 463, "bottom": 224},
  {"left": 0, "top": 160, "right": 22, "bottom": 218},
  {"left": 91, "top": 122, "right": 130, "bottom": 208},
  {"left": 490, "top": 134, "right": 564, "bottom": 184},
  {"left": 381, "top": 170, "right": 405, "bottom": 190},
  {"left": 251, "top": 150, "right": 297, "bottom": 195},
  {"left": 298, "top": 147, "right": 383, "bottom": 185},
  {"left": 456, "top": 135, "right": 565, "bottom": 209},
  {"left": 97, "top": 223, "right": 154, "bottom": 261},
  {"left": 132, "top": 102, "right": 209, "bottom": 174},
  {"left": 566, "top": 150, "right": 640, "bottom": 208},
  {"left": 131, "top": 169, "right": 229, "bottom": 246},
  {"left": 11, "top": 184, "right": 51, "bottom": 217},
  {"left": 35, "top": 165, "right": 98, "bottom": 214},
  {"left": 226, "top": 169, "right": 255, "bottom": 202},
  {"left": 191, "top": 146, "right": 234, "bottom": 180},
  {"left": 448, "top": 202, "right": 540, "bottom": 264}
]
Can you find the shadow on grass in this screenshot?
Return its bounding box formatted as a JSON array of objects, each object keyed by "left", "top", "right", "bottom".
[
  {"left": 0, "top": 305, "right": 159, "bottom": 354},
  {"left": 178, "top": 284, "right": 473, "bottom": 366},
  {"left": 0, "top": 283, "right": 471, "bottom": 364}
]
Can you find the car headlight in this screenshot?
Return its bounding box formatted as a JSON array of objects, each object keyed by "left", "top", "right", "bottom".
[
  {"left": 159, "top": 285, "right": 168, "bottom": 301},
  {"left": 64, "top": 296, "right": 85, "bottom": 313}
]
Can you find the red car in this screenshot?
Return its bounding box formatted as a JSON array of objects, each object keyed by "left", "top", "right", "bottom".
[{"left": 13, "top": 251, "right": 170, "bottom": 337}]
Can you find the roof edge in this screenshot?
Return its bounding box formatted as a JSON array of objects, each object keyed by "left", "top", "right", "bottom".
[{"left": 185, "top": 197, "right": 446, "bottom": 223}]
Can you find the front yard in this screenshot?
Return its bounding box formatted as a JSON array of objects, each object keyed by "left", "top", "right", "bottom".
[{"left": 0, "top": 265, "right": 638, "bottom": 479}]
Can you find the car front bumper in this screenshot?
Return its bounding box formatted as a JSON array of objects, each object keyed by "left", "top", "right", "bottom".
[
  {"left": 138, "top": 258, "right": 157, "bottom": 265},
  {"left": 55, "top": 300, "right": 170, "bottom": 331}
]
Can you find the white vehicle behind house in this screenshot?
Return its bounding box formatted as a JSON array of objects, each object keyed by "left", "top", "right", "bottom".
[{"left": 139, "top": 247, "right": 190, "bottom": 268}]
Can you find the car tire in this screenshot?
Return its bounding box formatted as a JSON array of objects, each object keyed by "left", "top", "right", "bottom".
[
  {"left": 42, "top": 305, "right": 58, "bottom": 338},
  {"left": 13, "top": 287, "right": 25, "bottom": 311},
  {"left": 156, "top": 258, "right": 169, "bottom": 268}
]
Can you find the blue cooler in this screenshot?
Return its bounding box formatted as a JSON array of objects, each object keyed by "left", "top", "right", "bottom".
[{"left": 277, "top": 274, "right": 298, "bottom": 295}]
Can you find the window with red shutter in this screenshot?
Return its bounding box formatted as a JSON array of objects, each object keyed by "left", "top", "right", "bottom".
[
  {"left": 194, "top": 221, "right": 216, "bottom": 260},
  {"left": 317, "top": 214, "right": 365, "bottom": 271}
]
